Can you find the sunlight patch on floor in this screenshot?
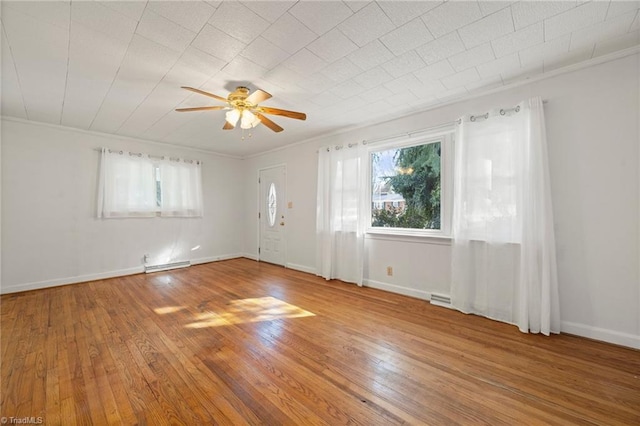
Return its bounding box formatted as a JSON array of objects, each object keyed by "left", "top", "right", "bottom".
[
  {"left": 185, "top": 296, "right": 315, "bottom": 328},
  {"left": 154, "top": 306, "right": 186, "bottom": 315}
]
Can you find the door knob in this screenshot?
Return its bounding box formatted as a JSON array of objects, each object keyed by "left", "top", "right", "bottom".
[{"left": 280, "top": 221, "right": 285, "bottom": 226}]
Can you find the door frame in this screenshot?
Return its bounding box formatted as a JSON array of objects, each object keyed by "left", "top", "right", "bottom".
[{"left": 257, "top": 164, "right": 287, "bottom": 266}]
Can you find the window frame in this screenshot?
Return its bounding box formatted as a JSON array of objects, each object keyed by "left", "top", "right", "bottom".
[{"left": 366, "top": 127, "right": 454, "bottom": 239}]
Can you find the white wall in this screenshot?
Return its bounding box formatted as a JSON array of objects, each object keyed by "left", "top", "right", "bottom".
[
  {"left": 242, "top": 53, "right": 640, "bottom": 349},
  {"left": 1, "top": 119, "right": 244, "bottom": 293}
]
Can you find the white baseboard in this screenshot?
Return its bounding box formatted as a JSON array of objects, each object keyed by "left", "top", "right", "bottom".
[
  {"left": 286, "top": 263, "right": 316, "bottom": 274},
  {"left": 191, "top": 253, "right": 244, "bottom": 265},
  {"left": 242, "top": 252, "right": 258, "bottom": 261},
  {"left": 0, "top": 266, "right": 144, "bottom": 294},
  {"left": 363, "top": 279, "right": 430, "bottom": 301},
  {"left": 561, "top": 321, "right": 640, "bottom": 350},
  {"left": 0, "top": 253, "right": 245, "bottom": 295}
]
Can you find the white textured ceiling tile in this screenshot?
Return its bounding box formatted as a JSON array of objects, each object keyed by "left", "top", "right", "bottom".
[
  {"left": 632, "top": 11, "right": 640, "bottom": 31},
  {"left": 380, "top": 50, "right": 426, "bottom": 78},
  {"left": 447, "top": 43, "right": 495, "bottom": 72},
  {"left": 435, "top": 86, "right": 469, "bottom": 102},
  {"left": 569, "top": 11, "right": 638, "bottom": 51},
  {"left": 289, "top": 1, "right": 353, "bottom": 35},
  {"left": 347, "top": 39, "right": 394, "bottom": 70},
  {"left": 413, "top": 59, "right": 455, "bottom": 83},
  {"left": 143, "top": 111, "right": 198, "bottom": 142},
  {"left": 415, "top": 32, "right": 466, "bottom": 65},
  {"left": 1, "top": 25, "right": 27, "bottom": 119},
  {"left": 241, "top": 1, "right": 295, "bottom": 23},
  {"left": 543, "top": 46, "right": 593, "bottom": 72},
  {"left": 383, "top": 73, "right": 423, "bottom": 94},
  {"left": 344, "top": 2, "right": 368, "bottom": 13},
  {"left": 359, "top": 85, "right": 395, "bottom": 103},
  {"left": 136, "top": 10, "right": 197, "bottom": 52},
  {"left": 2, "top": 1, "right": 70, "bottom": 30},
  {"left": 309, "top": 91, "right": 343, "bottom": 107},
  {"left": 338, "top": 2, "right": 396, "bottom": 47},
  {"left": 501, "top": 62, "right": 543, "bottom": 84},
  {"left": 219, "top": 56, "right": 269, "bottom": 82},
  {"left": 606, "top": 1, "right": 640, "bottom": 20},
  {"left": 241, "top": 37, "right": 291, "bottom": 70},
  {"left": 465, "top": 75, "right": 503, "bottom": 93},
  {"left": 262, "top": 13, "right": 318, "bottom": 54},
  {"left": 117, "top": 83, "right": 188, "bottom": 137},
  {"left": 2, "top": 6, "right": 68, "bottom": 124},
  {"left": 491, "top": 22, "right": 543, "bottom": 58},
  {"left": 147, "top": 1, "right": 216, "bottom": 33},
  {"left": 208, "top": 1, "right": 270, "bottom": 44},
  {"left": 412, "top": 79, "right": 448, "bottom": 97},
  {"left": 282, "top": 49, "right": 328, "bottom": 75},
  {"left": 511, "top": 1, "right": 577, "bottom": 30},
  {"left": 329, "top": 80, "right": 367, "bottom": 99},
  {"left": 352, "top": 66, "right": 394, "bottom": 89},
  {"left": 518, "top": 35, "right": 571, "bottom": 69},
  {"left": 262, "top": 65, "right": 305, "bottom": 88},
  {"left": 297, "top": 73, "right": 335, "bottom": 94},
  {"left": 320, "top": 57, "right": 363, "bottom": 83},
  {"left": 91, "top": 35, "right": 182, "bottom": 134},
  {"left": 377, "top": 0, "right": 442, "bottom": 26},
  {"left": 307, "top": 29, "right": 358, "bottom": 63},
  {"left": 383, "top": 90, "right": 419, "bottom": 107},
  {"left": 100, "top": 1, "right": 147, "bottom": 22},
  {"left": 192, "top": 24, "right": 247, "bottom": 62},
  {"left": 71, "top": 1, "right": 137, "bottom": 44},
  {"left": 380, "top": 18, "right": 434, "bottom": 56},
  {"left": 175, "top": 47, "right": 226, "bottom": 80},
  {"left": 475, "top": 53, "right": 520, "bottom": 79},
  {"left": 593, "top": 29, "right": 640, "bottom": 56},
  {"left": 62, "top": 23, "right": 130, "bottom": 129},
  {"left": 458, "top": 8, "right": 515, "bottom": 49},
  {"left": 478, "top": 1, "right": 514, "bottom": 17},
  {"left": 544, "top": 1, "right": 609, "bottom": 40},
  {"left": 440, "top": 67, "right": 480, "bottom": 89},
  {"left": 421, "top": 1, "right": 483, "bottom": 39}
]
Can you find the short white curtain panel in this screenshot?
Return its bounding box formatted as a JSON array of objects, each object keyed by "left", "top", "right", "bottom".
[
  {"left": 97, "top": 148, "right": 203, "bottom": 218},
  {"left": 159, "top": 159, "right": 204, "bottom": 217},
  {"left": 451, "top": 97, "right": 560, "bottom": 335},
  {"left": 97, "top": 149, "right": 157, "bottom": 218},
  {"left": 316, "top": 143, "right": 368, "bottom": 286}
]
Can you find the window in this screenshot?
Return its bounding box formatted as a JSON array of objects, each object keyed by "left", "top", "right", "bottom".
[
  {"left": 98, "top": 149, "right": 203, "bottom": 218},
  {"left": 368, "top": 130, "right": 453, "bottom": 236}
]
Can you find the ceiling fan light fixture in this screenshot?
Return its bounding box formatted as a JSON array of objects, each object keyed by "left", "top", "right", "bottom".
[
  {"left": 240, "top": 110, "right": 261, "bottom": 129},
  {"left": 225, "top": 109, "right": 241, "bottom": 126}
]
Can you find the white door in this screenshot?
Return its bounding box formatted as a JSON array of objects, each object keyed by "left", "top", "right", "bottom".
[{"left": 259, "top": 165, "right": 286, "bottom": 266}]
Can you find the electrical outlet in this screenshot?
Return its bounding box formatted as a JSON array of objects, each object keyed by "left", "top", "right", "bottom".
[{"left": 386, "top": 266, "right": 393, "bottom": 276}]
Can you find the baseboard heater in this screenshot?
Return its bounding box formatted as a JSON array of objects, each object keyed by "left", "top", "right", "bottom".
[
  {"left": 144, "top": 261, "right": 191, "bottom": 273},
  {"left": 430, "top": 293, "right": 452, "bottom": 308}
]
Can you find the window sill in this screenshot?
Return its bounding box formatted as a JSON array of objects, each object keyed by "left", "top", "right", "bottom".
[{"left": 365, "top": 228, "right": 451, "bottom": 245}]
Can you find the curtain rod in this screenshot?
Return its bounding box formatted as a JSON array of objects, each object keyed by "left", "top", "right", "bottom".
[{"left": 95, "top": 148, "right": 201, "bottom": 164}]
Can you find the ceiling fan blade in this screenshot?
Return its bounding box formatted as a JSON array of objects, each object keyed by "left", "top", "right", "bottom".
[
  {"left": 258, "top": 106, "right": 306, "bottom": 121},
  {"left": 181, "top": 86, "right": 228, "bottom": 103},
  {"left": 246, "top": 89, "right": 272, "bottom": 105},
  {"left": 256, "top": 113, "right": 283, "bottom": 133},
  {"left": 223, "top": 122, "right": 234, "bottom": 130},
  {"left": 175, "top": 106, "right": 226, "bottom": 112}
]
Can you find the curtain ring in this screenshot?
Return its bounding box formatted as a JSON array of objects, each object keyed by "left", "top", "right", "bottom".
[
  {"left": 515, "top": 105, "right": 520, "bottom": 112},
  {"left": 470, "top": 115, "right": 476, "bottom": 122},
  {"left": 500, "top": 109, "right": 505, "bottom": 116}
]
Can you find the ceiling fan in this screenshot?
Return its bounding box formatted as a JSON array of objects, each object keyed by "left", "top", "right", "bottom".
[{"left": 175, "top": 86, "right": 306, "bottom": 133}]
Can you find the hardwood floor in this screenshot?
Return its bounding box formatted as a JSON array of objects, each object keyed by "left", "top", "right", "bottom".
[{"left": 1, "top": 258, "right": 639, "bottom": 425}]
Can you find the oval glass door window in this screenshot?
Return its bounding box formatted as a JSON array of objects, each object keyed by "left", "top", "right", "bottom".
[{"left": 267, "top": 182, "right": 277, "bottom": 227}]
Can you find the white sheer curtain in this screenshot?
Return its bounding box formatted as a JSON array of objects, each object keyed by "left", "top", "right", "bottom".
[
  {"left": 451, "top": 97, "right": 560, "bottom": 335},
  {"left": 316, "top": 143, "right": 367, "bottom": 285},
  {"left": 159, "top": 159, "right": 204, "bottom": 217},
  {"left": 98, "top": 149, "right": 204, "bottom": 218},
  {"left": 97, "top": 149, "right": 157, "bottom": 218}
]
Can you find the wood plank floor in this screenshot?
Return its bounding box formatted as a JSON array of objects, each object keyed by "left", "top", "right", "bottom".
[{"left": 1, "top": 258, "right": 639, "bottom": 425}]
